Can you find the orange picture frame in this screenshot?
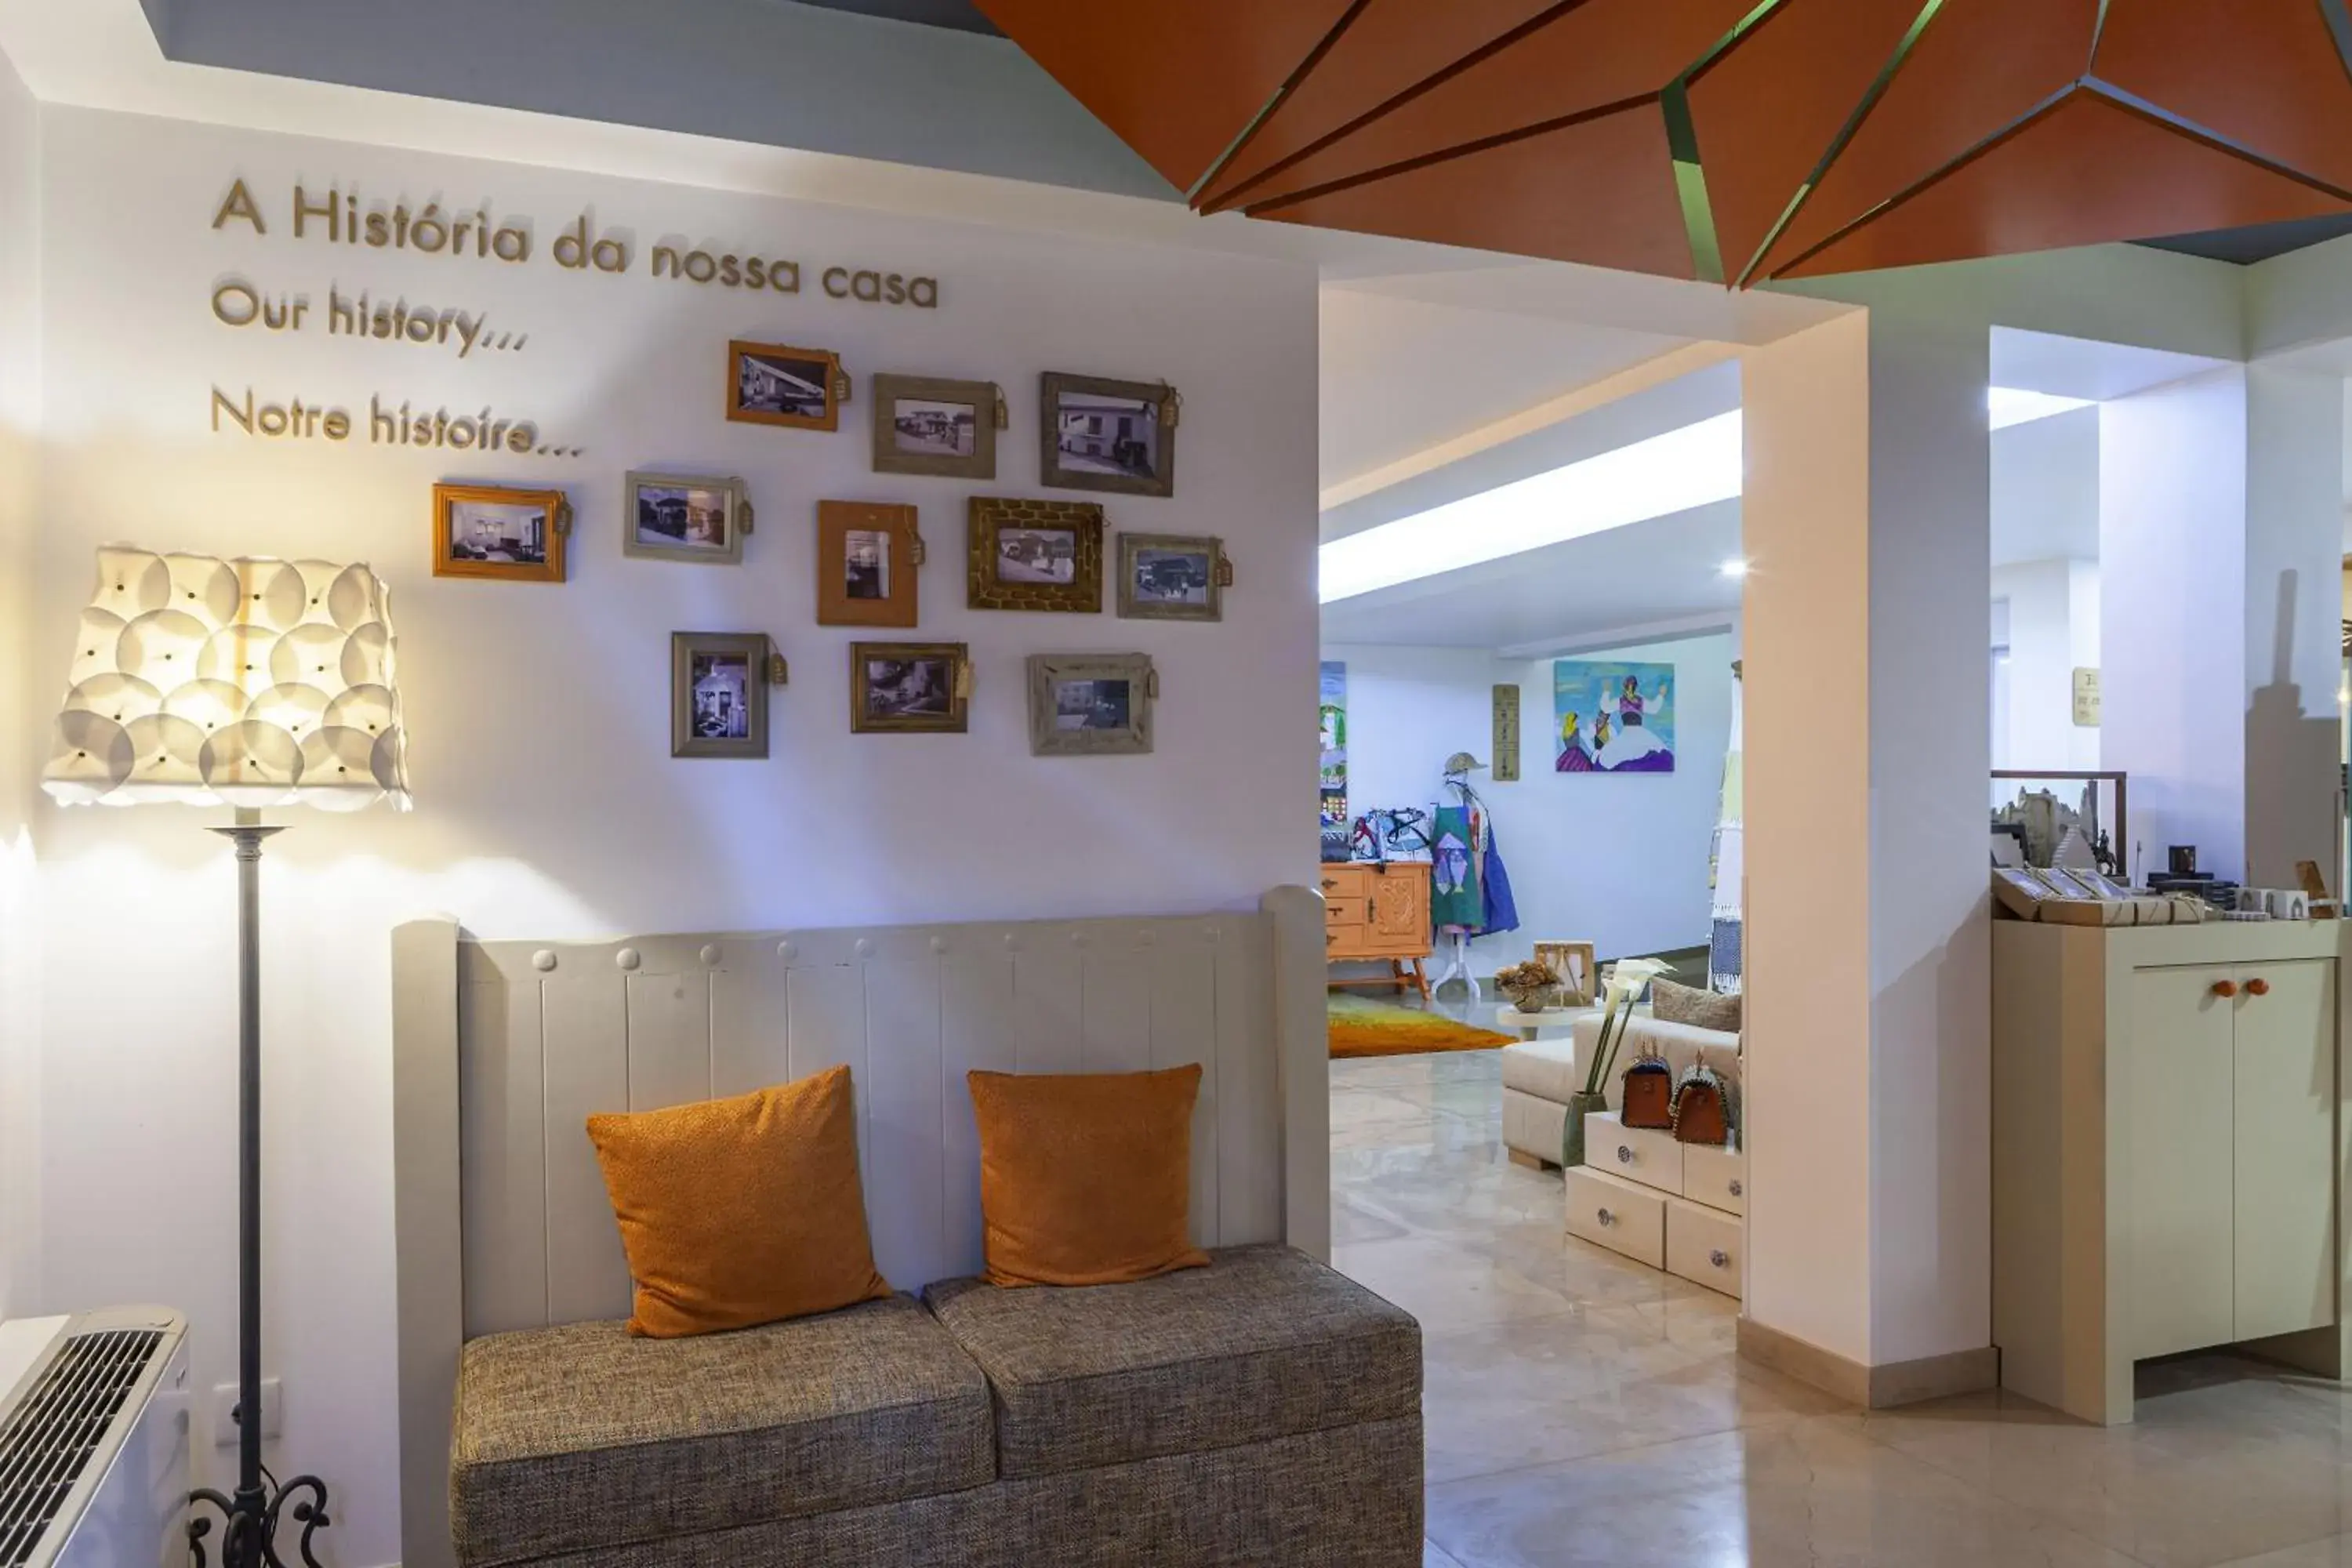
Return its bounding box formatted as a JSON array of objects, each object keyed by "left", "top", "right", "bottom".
[
  {"left": 728, "top": 339, "right": 846, "bottom": 432},
  {"left": 431, "top": 482, "right": 570, "bottom": 583}
]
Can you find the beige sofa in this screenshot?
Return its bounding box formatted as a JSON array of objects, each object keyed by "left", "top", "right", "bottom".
[
  {"left": 1501, "top": 1010, "right": 1740, "bottom": 1169},
  {"left": 449, "top": 1244, "right": 1424, "bottom": 1567}
]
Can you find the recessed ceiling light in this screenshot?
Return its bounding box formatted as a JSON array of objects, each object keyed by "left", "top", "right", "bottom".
[{"left": 1719, "top": 558, "right": 1749, "bottom": 579}]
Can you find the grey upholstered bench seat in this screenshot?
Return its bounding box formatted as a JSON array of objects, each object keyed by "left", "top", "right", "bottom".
[
  {"left": 450, "top": 1295, "right": 993, "bottom": 1568},
  {"left": 923, "top": 1243, "right": 1421, "bottom": 1479}
]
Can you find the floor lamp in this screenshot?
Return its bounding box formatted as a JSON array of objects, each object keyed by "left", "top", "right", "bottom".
[{"left": 42, "top": 548, "right": 411, "bottom": 1568}]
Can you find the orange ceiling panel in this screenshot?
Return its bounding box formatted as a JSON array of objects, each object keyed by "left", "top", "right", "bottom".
[
  {"left": 970, "top": 0, "right": 1356, "bottom": 192},
  {"left": 2092, "top": 0, "right": 2352, "bottom": 197},
  {"left": 1197, "top": 0, "right": 1566, "bottom": 211},
  {"left": 1778, "top": 89, "right": 2352, "bottom": 279},
  {"left": 1684, "top": 0, "right": 1931, "bottom": 281},
  {"left": 1254, "top": 104, "right": 1696, "bottom": 281},
  {"left": 1750, "top": 0, "right": 2100, "bottom": 279},
  {"left": 1234, "top": 0, "right": 1761, "bottom": 212},
  {"left": 980, "top": 0, "right": 2352, "bottom": 283}
]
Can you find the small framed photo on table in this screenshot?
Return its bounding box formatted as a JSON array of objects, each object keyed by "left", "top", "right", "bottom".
[
  {"left": 1117, "top": 532, "right": 1224, "bottom": 622},
  {"left": 852, "top": 642, "right": 969, "bottom": 735},
  {"left": 672, "top": 632, "right": 772, "bottom": 759},
  {"left": 1027, "top": 652, "right": 1155, "bottom": 757},
  {"left": 967, "top": 496, "right": 1102, "bottom": 612},
  {"left": 625, "top": 472, "right": 750, "bottom": 565},
  {"left": 433, "top": 483, "right": 570, "bottom": 583},
  {"left": 817, "top": 501, "right": 920, "bottom": 627},
  {"left": 728, "top": 339, "right": 847, "bottom": 432},
  {"left": 870, "top": 374, "right": 997, "bottom": 479},
  {"left": 1041, "top": 372, "right": 1175, "bottom": 497}
]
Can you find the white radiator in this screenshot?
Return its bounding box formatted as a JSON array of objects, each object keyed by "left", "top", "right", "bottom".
[{"left": 0, "top": 1307, "right": 189, "bottom": 1568}]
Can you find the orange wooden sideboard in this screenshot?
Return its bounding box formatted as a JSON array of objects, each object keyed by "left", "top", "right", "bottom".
[{"left": 1320, "top": 862, "right": 1432, "bottom": 1000}]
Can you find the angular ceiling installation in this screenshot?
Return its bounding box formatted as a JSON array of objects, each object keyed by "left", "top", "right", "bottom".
[{"left": 972, "top": 0, "right": 2352, "bottom": 284}]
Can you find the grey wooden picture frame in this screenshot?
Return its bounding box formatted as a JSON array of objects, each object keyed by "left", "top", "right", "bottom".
[
  {"left": 1117, "top": 532, "right": 1224, "bottom": 622},
  {"left": 672, "top": 632, "right": 771, "bottom": 758},
  {"left": 1027, "top": 652, "right": 1156, "bottom": 757},
  {"left": 1040, "top": 371, "right": 1176, "bottom": 498},
  {"left": 871, "top": 374, "right": 999, "bottom": 479},
  {"left": 624, "top": 472, "right": 751, "bottom": 565}
]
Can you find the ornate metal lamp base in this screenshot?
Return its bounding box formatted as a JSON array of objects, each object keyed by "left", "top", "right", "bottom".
[{"left": 188, "top": 1468, "right": 332, "bottom": 1568}]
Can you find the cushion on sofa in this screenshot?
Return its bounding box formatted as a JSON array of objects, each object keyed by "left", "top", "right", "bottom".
[
  {"left": 1498, "top": 1035, "right": 1582, "bottom": 1102},
  {"left": 921, "top": 1242, "right": 1420, "bottom": 1481},
  {"left": 450, "top": 1295, "right": 992, "bottom": 1567}
]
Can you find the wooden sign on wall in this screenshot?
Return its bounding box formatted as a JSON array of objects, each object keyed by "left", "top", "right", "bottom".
[{"left": 1492, "top": 684, "right": 1520, "bottom": 782}]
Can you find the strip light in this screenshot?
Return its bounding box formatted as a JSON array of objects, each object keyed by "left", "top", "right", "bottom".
[
  {"left": 1319, "top": 412, "right": 1744, "bottom": 603},
  {"left": 1320, "top": 389, "right": 2093, "bottom": 604}
]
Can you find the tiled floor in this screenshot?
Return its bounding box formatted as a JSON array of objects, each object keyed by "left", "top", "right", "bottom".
[{"left": 1330, "top": 1046, "right": 2352, "bottom": 1568}]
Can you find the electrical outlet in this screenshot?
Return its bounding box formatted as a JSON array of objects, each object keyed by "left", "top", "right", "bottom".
[{"left": 212, "top": 1378, "right": 282, "bottom": 1447}]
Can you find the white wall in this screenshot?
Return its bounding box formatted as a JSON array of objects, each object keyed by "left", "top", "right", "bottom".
[
  {"left": 1319, "top": 634, "right": 1734, "bottom": 975},
  {"left": 1990, "top": 557, "right": 2100, "bottom": 774},
  {"left": 25, "top": 107, "right": 1319, "bottom": 1566},
  {"left": 0, "top": 42, "right": 38, "bottom": 1325}
]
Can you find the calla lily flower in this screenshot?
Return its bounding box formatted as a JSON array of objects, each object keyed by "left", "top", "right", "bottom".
[{"left": 1582, "top": 955, "right": 1679, "bottom": 1098}]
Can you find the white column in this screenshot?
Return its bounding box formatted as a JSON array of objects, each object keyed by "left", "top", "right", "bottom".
[
  {"left": 2100, "top": 370, "right": 2249, "bottom": 881},
  {"left": 1741, "top": 307, "right": 1993, "bottom": 1376}
]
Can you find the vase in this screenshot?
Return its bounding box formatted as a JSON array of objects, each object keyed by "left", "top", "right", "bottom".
[
  {"left": 1561, "top": 1089, "right": 1609, "bottom": 1169},
  {"left": 1500, "top": 983, "right": 1553, "bottom": 1013}
]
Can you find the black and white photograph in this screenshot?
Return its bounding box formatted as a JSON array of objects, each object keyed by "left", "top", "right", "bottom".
[
  {"left": 432, "top": 483, "right": 569, "bottom": 583},
  {"left": 851, "top": 641, "right": 968, "bottom": 733},
  {"left": 1040, "top": 372, "right": 1177, "bottom": 497},
  {"left": 1117, "top": 531, "right": 1225, "bottom": 622},
  {"left": 691, "top": 653, "right": 753, "bottom": 739},
  {"left": 670, "top": 632, "right": 772, "bottom": 757},
  {"left": 997, "top": 526, "right": 1077, "bottom": 585},
  {"left": 1027, "top": 652, "right": 1154, "bottom": 756},
  {"left": 728, "top": 339, "right": 844, "bottom": 431},
  {"left": 1054, "top": 677, "right": 1132, "bottom": 732},
  {"left": 844, "top": 528, "right": 890, "bottom": 601},
  {"left": 870, "top": 374, "right": 998, "bottom": 478},
  {"left": 448, "top": 500, "right": 547, "bottom": 565},
  {"left": 625, "top": 472, "right": 749, "bottom": 564}
]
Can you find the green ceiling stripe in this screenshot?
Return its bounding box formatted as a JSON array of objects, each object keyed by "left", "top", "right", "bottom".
[
  {"left": 2079, "top": 75, "right": 2352, "bottom": 203},
  {"left": 1661, "top": 85, "right": 1724, "bottom": 285},
  {"left": 2319, "top": 0, "right": 2352, "bottom": 88},
  {"left": 1731, "top": 0, "right": 1947, "bottom": 289},
  {"left": 1186, "top": 0, "right": 1374, "bottom": 205},
  {"left": 1763, "top": 83, "right": 2075, "bottom": 280}
]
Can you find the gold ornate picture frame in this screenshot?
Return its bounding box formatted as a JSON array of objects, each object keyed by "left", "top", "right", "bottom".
[{"left": 966, "top": 496, "right": 1103, "bottom": 612}]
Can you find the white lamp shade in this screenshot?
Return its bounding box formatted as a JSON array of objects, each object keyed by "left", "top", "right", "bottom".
[{"left": 42, "top": 549, "right": 411, "bottom": 811}]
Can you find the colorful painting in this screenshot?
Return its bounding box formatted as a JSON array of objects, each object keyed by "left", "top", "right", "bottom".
[
  {"left": 1319, "top": 661, "right": 1349, "bottom": 859},
  {"left": 1554, "top": 659, "right": 1675, "bottom": 774}
]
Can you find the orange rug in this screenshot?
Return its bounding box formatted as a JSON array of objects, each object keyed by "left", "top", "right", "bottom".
[{"left": 1327, "top": 994, "right": 1514, "bottom": 1058}]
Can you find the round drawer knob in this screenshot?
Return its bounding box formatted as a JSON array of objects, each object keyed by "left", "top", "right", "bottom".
[
  {"left": 2247, "top": 978, "right": 2271, "bottom": 997},
  {"left": 1595, "top": 1207, "right": 1615, "bottom": 1227},
  {"left": 1729, "top": 1179, "right": 1743, "bottom": 1197},
  {"left": 2212, "top": 979, "right": 2239, "bottom": 999},
  {"left": 1616, "top": 1145, "right": 1634, "bottom": 1164},
  {"left": 1709, "top": 1249, "right": 1730, "bottom": 1269}
]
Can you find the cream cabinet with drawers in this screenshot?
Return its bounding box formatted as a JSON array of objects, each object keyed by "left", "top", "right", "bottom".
[
  {"left": 1993, "top": 920, "right": 2345, "bottom": 1425},
  {"left": 1566, "top": 1110, "right": 1744, "bottom": 1298}
]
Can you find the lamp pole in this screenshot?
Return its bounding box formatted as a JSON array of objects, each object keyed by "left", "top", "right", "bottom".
[{"left": 187, "top": 810, "right": 332, "bottom": 1568}]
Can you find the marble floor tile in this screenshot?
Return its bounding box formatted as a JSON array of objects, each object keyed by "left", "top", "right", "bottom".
[
  {"left": 2214, "top": 1537, "right": 2352, "bottom": 1567},
  {"left": 1330, "top": 1232, "right": 1586, "bottom": 1334},
  {"left": 1424, "top": 1418, "right": 2141, "bottom": 1568}
]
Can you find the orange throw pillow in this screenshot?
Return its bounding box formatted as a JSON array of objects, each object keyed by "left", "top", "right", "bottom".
[
  {"left": 586, "top": 1065, "right": 891, "bottom": 1337},
  {"left": 967, "top": 1064, "right": 1210, "bottom": 1288}
]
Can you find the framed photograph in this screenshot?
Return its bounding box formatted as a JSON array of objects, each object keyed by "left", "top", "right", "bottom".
[
  {"left": 671, "top": 632, "right": 771, "bottom": 759},
  {"left": 433, "top": 483, "right": 570, "bottom": 583},
  {"left": 624, "top": 472, "right": 750, "bottom": 564},
  {"left": 851, "top": 641, "right": 968, "bottom": 734},
  {"left": 817, "top": 501, "right": 920, "bottom": 627},
  {"left": 1026, "top": 653, "right": 1155, "bottom": 757},
  {"left": 1532, "top": 940, "right": 1598, "bottom": 1007},
  {"left": 1117, "top": 532, "right": 1223, "bottom": 622},
  {"left": 870, "top": 373, "right": 997, "bottom": 479},
  {"left": 967, "top": 496, "right": 1103, "bottom": 612},
  {"left": 1040, "top": 372, "right": 1175, "bottom": 497},
  {"left": 728, "top": 339, "right": 846, "bottom": 432}
]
